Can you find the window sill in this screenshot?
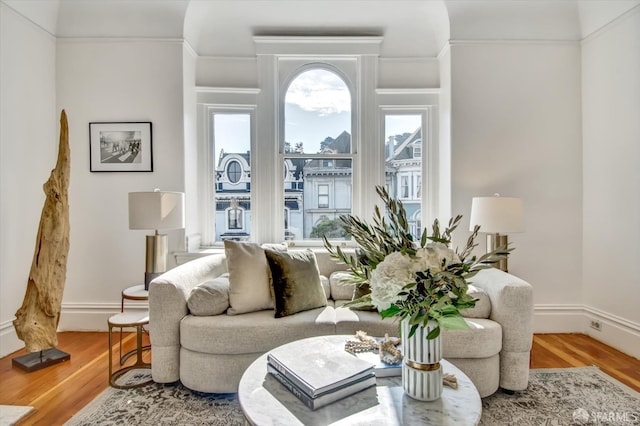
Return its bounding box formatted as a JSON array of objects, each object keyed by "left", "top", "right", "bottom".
[
  {"left": 174, "top": 242, "right": 356, "bottom": 266},
  {"left": 174, "top": 248, "right": 224, "bottom": 265}
]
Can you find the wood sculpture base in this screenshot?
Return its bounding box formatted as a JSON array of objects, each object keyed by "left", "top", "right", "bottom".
[{"left": 12, "top": 348, "right": 70, "bottom": 373}]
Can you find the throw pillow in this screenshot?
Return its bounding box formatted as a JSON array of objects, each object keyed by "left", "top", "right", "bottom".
[
  {"left": 460, "top": 284, "right": 492, "bottom": 318},
  {"left": 224, "top": 240, "right": 274, "bottom": 315},
  {"left": 329, "top": 271, "right": 355, "bottom": 300},
  {"left": 187, "top": 274, "right": 230, "bottom": 316},
  {"left": 261, "top": 242, "right": 289, "bottom": 252},
  {"left": 329, "top": 271, "right": 376, "bottom": 311},
  {"left": 320, "top": 275, "right": 330, "bottom": 299},
  {"left": 264, "top": 249, "right": 327, "bottom": 318}
]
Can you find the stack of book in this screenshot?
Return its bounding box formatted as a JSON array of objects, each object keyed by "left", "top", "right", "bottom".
[
  {"left": 351, "top": 349, "right": 402, "bottom": 378},
  {"left": 267, "top": 338, "right": 376, "bottom": 410}
]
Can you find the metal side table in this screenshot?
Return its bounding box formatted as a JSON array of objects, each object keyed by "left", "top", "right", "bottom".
[{"left": 108, "top": 311, "right": 153, "bottom": 389}]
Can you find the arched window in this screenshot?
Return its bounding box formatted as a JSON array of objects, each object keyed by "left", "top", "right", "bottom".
[
  {"left": 285, "top": 68, "right": 351, "bottom": 153},
  {"left": 283, "top": 67, "right": 353, "bottom": 240}
]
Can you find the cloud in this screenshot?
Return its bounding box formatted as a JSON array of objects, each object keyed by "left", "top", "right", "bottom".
[{"left": 285, "top": 69, "right": 351, "bottom": 115}]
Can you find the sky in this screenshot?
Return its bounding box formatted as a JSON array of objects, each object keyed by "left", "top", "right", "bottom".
[{"left": 213, "top": 69, "right": 421, "bottom": 162}]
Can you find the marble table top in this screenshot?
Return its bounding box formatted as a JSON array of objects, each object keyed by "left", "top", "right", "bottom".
[{"left": 238, "top": 335, "right": 482, "bottom": 426}]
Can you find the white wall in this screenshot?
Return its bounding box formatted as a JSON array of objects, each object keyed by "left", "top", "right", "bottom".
[
  {"left": 582, "top": 7, "right": 640, "bottom": 356},
  {"left": 449, "top": 42, "right": 583, "bottom": 308},
  {"left": 55, "top": 39, "right": 186, "bottom": 331},
  {"left": 0, "top": 3, "right": 58, "bottom": 357}
]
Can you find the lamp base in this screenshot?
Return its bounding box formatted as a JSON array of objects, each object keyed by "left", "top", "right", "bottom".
[
  {"left": 144, "top": 272, "right": 162, "bottom": 291},
  {"left": 144, "top": 233, "right": 167, "bottom": 290},
  {"left": 486, "top": 234, "right": 509, "bottom": 272}
]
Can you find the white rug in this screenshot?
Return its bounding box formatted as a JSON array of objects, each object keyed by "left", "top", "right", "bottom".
[{"left": 0, "top": 406, "right": 34, "bottom": 426}]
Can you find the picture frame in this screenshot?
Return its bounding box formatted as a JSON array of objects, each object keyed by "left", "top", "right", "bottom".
[{"left": 89, "top": 122, "right": 153, "bottom": 172}]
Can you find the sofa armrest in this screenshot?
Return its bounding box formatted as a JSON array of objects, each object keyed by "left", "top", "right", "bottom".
[
  {"left": 469, "top": 268, "right": 534, "bottom": 391},
  {"left": 149, "top": 254, "right": 227, "bottom": 383}
]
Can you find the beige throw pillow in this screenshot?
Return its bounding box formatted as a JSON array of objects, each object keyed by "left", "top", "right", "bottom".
[
  {"left": 187, "top": 274, "right": 230, "bottom": 316},
  {"left": 329, "top": 271, "right": 355, "bottom": 300},
  {"left": 329, "top": 271, "right": 376, "bottom": 311},
  {"left": 264, "top": 249, "right": 327, "bottom": 318},
  {"left": 224, "top": 240, "right": 274, "bottom": 315},
  {"left": 460, "top": 284, "right": 492, "bottom": 318}
]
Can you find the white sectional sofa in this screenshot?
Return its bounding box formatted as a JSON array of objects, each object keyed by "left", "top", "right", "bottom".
[{"left": 149, "top": 250, "right": 533, "bottom": 398}]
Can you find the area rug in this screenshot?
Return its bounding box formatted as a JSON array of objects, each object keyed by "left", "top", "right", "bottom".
[
  {"left": 66, "top": 367, "right": 639, "bottom": 425},
  {"left": 0, "top": 405, "right": 34, "bottom": 426}
]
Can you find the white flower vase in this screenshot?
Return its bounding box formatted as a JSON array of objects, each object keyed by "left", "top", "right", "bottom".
[{"left": 401, "top": 318, "right": 443, "bottom": 401}]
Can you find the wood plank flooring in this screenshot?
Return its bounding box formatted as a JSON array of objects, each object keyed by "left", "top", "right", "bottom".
[{"left": 1, "top": 332, "right": 638, "bottom": 425}]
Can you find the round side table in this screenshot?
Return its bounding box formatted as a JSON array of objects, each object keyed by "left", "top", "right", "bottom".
[
  {"left": 121, "top": 284, "right": 148, "bottom": 311},
  {"left": 108, "top": 311, "right": 153, "bottom": 389},
  {"left": 119, "top": 284, "right": 150, "bottom": 364}
]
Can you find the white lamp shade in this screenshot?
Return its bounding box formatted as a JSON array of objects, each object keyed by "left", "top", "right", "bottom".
[
  {"left": 129, "top": 191, "right": 185, "bottom": 230},
  {"left": 469, "top": 196, "right": 524, "bottom": 234}
]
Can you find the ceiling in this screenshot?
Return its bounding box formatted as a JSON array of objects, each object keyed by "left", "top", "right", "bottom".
[{"left": 4, "top": 0, "right": 639, "bottom": 57}]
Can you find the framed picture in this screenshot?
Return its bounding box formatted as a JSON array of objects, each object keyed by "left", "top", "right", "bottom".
[{"left": 89, "top": 122, "right": 153, "bottom": 172}]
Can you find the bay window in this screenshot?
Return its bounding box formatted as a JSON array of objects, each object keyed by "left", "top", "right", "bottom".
[{"left": 195, "top": 37, "right": 440, "bottom": 248}]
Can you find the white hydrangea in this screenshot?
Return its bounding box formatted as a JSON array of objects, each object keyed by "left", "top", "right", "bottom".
[
  {"left": 370, "top": 243, "right": 460, "bottom": 311},
  {"left": 415, "top": 243, "right": 460, "bottom": 273}
]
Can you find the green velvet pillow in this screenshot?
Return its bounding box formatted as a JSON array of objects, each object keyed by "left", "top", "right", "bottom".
[{"left": 264, "top": 249, "right": 327, "bottom": 318}]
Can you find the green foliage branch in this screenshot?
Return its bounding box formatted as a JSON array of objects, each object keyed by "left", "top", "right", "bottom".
[{"left": 323, "top": 185, "right": 511, "bottom": 339}]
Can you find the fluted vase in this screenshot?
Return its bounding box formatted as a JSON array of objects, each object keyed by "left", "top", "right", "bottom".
[{"left": 401, "top": 318, "right": 443, "bottom": 401}]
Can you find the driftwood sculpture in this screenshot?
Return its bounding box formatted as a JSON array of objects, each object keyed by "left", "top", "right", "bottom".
[{"left": 13, "top": 110, "right": 70, "bottom": 353}]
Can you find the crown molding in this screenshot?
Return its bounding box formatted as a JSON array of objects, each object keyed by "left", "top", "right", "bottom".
[
  {"left": 183, "top": 39, "right": 197, "bottom": 58},
  {"left": 378, "top": 57, "right": 438, "bottom": 63},
  {"left": 0, "top": 1, "right": 56, "bottom": 40},
  {"left": 582, "top": 3, "right": 640, "bottom": 45},
  {"left": 254, "top": 36, "right": 383, "bottom": 56},
  {"left": 198, "top": 56, "right": 257, "bottom": 62},
  {"left": 449, "top": 39, "right": 580, "bottom": 47},
  {"left": 195, "top": 87, "right": 260, "bottom": 95},
  {"left": 437, "top": 43, "right": 451, "bottom": 60},
  {"left": 56, "top": 37, "right": 185, "bottom": 45}
]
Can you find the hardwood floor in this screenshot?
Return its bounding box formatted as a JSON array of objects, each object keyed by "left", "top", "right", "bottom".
[{"left": 1, "top": 332, "right": 639, "bottom": 425}]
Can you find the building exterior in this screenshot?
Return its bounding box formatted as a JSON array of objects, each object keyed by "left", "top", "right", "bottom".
[
  {"left": 385, "top": 128, "right": 423, "bottom": 239},
  {"left": 214, "top": 129, "right": 422, "bottom": 241}
]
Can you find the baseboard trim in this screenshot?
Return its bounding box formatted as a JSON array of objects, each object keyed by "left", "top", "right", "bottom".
[
  {"left": 56, "top": 302, "right": 149, "bottom": 332},
  {"left": 0, "top": 319, "right": 24, "bottom": 358},
  {"left": 535, "top": 304, "right": 640, "bottom": 359},
  {"left": 0, "top": 302, "right": 149, "bottom": 357}
]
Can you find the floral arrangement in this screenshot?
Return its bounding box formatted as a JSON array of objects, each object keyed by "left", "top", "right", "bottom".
[{"left": 323, "top": 186, "right": 509, "bottom": 339}]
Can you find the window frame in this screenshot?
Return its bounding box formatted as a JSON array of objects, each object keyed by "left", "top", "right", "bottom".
[
  {"left": 317, "top": 183, "right": 330, "bottom": 208},
  {"left": 198, "top": 101, "right": 257, "bottom": 246},
  {"left": 226, "top": 160, "right": 243, "bottom": 184},
  {"left": 226, "top": 205, "right": 245, "bottom": 231},
  {"left": 379, "top": 103, "right": 438, "bottom": 235},
  {"left": 277, "top": 60, "right": 359, "bottom": 246}
]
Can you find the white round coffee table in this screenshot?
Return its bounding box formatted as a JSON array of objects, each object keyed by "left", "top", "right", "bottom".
[{"left": 238, "top": 335, "right": 482, "bottom": 425}]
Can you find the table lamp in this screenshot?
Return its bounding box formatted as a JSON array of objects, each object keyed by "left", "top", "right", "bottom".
[
  {"left": 469, "top": 194, "right": 524, "bottom": 272},
  {"left": 129, "top": 190, "right": 185, "bottom": 289}
]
